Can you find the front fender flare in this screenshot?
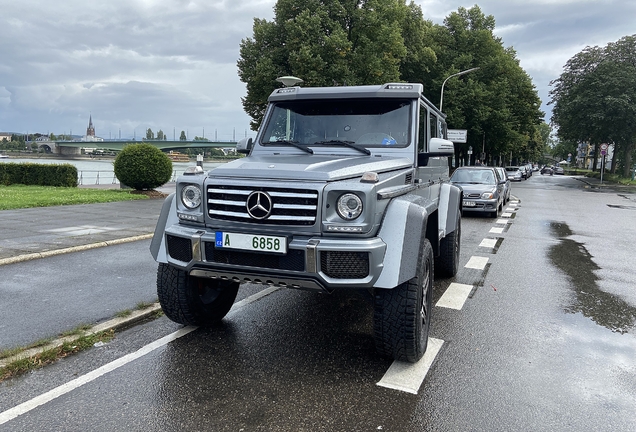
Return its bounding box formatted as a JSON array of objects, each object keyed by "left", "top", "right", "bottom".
[
  {"left": 150, "top": 193, "right": 177, "bottom": 263},
  {"left": 374, "top": 195, "right": 429, "bottom": 289}
]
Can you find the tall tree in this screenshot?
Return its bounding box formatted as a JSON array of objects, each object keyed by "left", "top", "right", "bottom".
[
  {"left": 238, "top": 0, "right": 421, "bottom": 130},
  {"left": 419, "top": 6, "right": 543, "bottom": 165},
  {"left": 550, "top": 35, "right": 636, "bottom": 176},
  {"left": 179, "top": 130, "right": 187, "bottom": 141},
  {"left": 146, "top": 128, "right": 155, "bottom": 140}
]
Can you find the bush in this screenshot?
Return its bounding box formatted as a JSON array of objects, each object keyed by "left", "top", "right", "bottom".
[
  {"left": 113, "top": 144, "right": 173, "bottom": 190},
  {"left": 0, "top": 163, "right": 77, "bottom": 187}
]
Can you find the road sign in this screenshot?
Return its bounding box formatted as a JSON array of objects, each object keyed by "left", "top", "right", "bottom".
[
  {"left": 600, "top": 143, "right": 609, "bottom": 151},
  {"left": 447, "top": 129, "right": 467, "bottom": 143}
]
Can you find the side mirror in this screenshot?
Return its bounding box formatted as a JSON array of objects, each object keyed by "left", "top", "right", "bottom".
[
  {"left": 236, "top": 137, "right": 253, "bottom": 155},
  {"left": 429, "top": 137, "right": 455, "bottom": 155}
]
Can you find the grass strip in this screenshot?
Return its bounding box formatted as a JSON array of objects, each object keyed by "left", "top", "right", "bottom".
[
  {"left": 0, "top": 330, "right": 115, "bottom": 382},
  {"left": 0, "top": 185, "right": 148, "bottom": 210}
]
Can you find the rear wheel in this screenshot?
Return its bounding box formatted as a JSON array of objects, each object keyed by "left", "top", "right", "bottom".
[
  {"left": 157, "top": 263, "right": 239, "bottom": 326},
  {"left": 436, "top": 213, "right": 461, "bottom": 277},
  {"left": 374, "top": 239, "right": 434, "bottom": 363}
]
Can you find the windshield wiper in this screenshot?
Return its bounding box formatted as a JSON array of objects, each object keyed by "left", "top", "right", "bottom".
[
  {"left": 313, "top": 140, "right": 371, "bottom": 155},
  {"left": 262, "top": 140, "right": 313, "bottom": 154}
]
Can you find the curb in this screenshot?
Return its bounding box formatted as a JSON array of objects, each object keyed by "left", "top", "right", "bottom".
[
  {"left": 0, "top": 234, "right": 154, "bottom": 267},
  {"left": 0, "top": 303, "right": 162, "bottom": 368}
]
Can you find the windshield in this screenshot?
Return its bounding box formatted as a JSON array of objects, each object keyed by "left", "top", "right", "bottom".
[
  {"left": 451, "top": 169, "right": 497, "bottom": 185},
  {"left": 261, "top": 98, "right": 411, "bottom": 149}
]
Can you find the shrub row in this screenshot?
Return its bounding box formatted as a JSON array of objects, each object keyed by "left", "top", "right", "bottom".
[{"left": 0, "top": 163, "right": 78, "bottom": 187}]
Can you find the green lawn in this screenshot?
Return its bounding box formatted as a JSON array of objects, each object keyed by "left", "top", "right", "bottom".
[{"left": 0, "top": 185, "right": 149, "bottom": 210}]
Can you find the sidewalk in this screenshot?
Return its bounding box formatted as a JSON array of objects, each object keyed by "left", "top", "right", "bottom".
[{"left": 0, "top": 183, "right": 174, "bottom": 264}]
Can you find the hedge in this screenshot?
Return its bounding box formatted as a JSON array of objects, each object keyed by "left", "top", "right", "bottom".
[{"left": 0, "top": 163, "right": 78, "bottom": 187}]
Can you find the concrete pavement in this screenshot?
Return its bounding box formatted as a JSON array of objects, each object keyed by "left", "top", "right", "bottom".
[{"left": 0, "top": 184, "right": 173, "bottom": 265}]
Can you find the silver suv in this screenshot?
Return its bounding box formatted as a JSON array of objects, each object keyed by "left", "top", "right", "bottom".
[{"left": 151, "top": 82, "right": 463, "bottom": 362}]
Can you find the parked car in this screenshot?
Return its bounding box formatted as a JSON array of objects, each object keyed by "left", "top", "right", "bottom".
[
  {"left": 516, "top": 165, "right": 529, "bottom": 179},
  {"left": 553, "top": 165, "right": 565, "bottom": 175},
  {"left": 540, "top": 165, "right": 553, "bottom": 175},
  {"left": 450, "top": 166, "right": 505, "bottom": 218},
  {"left": 505, "top": 166, "right": 524, "bottom": 181},
  {"left": 495, "top": 167, "right": 511, "bottom": 203}
]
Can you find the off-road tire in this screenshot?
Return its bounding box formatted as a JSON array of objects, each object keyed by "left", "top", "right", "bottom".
[
  {"left": 436, "top": 213, "right": 461, "bottom": 277},
  {"left": 157, "top": 263, "right": 239, "bottom": 326},
  {"left": 373, "top": 239, "right": 434, "bottom": 363}
]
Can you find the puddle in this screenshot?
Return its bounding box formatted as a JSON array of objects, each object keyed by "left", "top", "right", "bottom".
[{"left": 548, "top": 221, "right": 636, "bottom": 334}]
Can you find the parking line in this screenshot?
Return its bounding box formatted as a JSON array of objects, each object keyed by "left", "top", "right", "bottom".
[
  {"left": 377, "top": 338, "right": 444, "bottom": 394},
  {"left": 0, "top": 287, "right": 282, "bottom": 426},
  {"left": 436, "top": 283, "right": 473, "bottom": 310},
  {"left": 479, "top": 238, "right": 497, "bottom": 248},
  {"left": 489, "top": 227, "right": 504, "bottom": 234},
  {"left": 465, "top": 256, "right": 489, "bottom": 270}
]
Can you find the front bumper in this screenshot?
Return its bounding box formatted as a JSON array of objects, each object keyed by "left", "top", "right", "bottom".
[
  {"left": 162, "top": 224, "right": 387, "bottom": 292},
  {"left": 462, "top": 198, "right": 498, "bottom": 213}
]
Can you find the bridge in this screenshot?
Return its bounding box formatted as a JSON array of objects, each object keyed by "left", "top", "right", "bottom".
[{"left": 55, "top": 140, "right": 238, "bottom": 152}]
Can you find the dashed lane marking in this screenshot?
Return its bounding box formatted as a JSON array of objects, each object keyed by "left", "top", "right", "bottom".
[
  {"left": 377, "top": 338, "right": 444, "bottom": 394},
  {"left": 465, "top": 256, "right": 489, "bottom": 270},
  {"left": 479, "top": 238, "right": 498, "bottom": 248},
  {"left": 47, "top": 225, "right": 119, "bottom": 236},
  {"left": 489, "top": 227, "right": 504, "bottom": 234},
  {"left": 495, "top": 218, "right": 510, "bottom": 224},
  {"left": 436, "top": 283, "right": 473, "bottom": 310},
  {"left": 501, "top": 212, "right": 513, "bottom": 218}
]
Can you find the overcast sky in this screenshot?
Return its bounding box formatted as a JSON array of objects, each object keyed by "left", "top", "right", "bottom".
[{"left": 1, "top": 0, "right": 634, "bottom": 140}]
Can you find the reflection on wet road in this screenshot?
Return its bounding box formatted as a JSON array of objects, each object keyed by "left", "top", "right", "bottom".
[{"left": 549, "top": 221, "right": 636, "bottom": 334}]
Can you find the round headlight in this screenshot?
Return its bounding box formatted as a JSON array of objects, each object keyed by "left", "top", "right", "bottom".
[
  {"left": 336, "top": 193, "right": 363, "bottom": 220},
  {"left": 181, "top": 185, "right": 202, "bottom": 209}
]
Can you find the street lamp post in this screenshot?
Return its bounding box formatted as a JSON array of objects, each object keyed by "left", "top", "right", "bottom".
[{"left": 439, "top": 67, "right": 480, "bottom": 112}]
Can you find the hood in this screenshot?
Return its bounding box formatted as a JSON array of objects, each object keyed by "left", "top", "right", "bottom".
[
  {"left": 207, "top": 154, "right": 412, "bottom": 182},
  {"left": 452, "top": 182, "right": 497, "bottom": 194}
]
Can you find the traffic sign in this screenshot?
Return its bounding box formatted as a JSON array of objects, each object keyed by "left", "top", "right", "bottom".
[{"left": 600, "top": 143, "right": 608, "bottom": 151}]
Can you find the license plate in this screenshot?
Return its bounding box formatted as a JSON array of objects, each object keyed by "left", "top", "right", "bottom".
[
  {"left": 215, "top": 232, "right": 287, "bottom": 254},
  {"left": 463, "top": 200, "right": 476, "bottom": 207}
]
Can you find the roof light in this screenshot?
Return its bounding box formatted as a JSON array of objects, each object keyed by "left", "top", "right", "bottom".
[{"left": 386, "top": 84, "right": 413, "bottom": 90}]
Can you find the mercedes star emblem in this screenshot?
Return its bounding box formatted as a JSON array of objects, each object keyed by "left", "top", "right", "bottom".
[{"left": 246, "top": 191, "right": 273, "bottom": 219}]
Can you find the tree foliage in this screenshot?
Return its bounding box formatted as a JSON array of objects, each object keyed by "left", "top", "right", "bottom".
[
  {"left": 237, "top": 2, "right": 544, "bottom": 165},
  {"left": 550, "top": 35, "right": 636, "bottom": 176}
]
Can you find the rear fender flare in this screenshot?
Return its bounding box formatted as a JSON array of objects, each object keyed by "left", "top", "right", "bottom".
[{"left": 438, "top": 183, "right": 462, "bottom": 236}]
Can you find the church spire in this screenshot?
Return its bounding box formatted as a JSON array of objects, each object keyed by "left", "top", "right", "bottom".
[{"left": 87, "top": 114, "right": 95, "bottom": 137}]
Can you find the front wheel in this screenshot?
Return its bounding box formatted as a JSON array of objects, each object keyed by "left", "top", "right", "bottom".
[
  {"left": 157, "top": 263, "right": 239, "bottom": 326},
  {"left": 373, "top": 239, "right": 434, "bottom": 363}
]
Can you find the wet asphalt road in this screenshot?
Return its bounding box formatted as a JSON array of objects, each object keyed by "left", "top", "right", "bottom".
[{"left": 1, "top": 174, "right": 636, "bottom": 431}]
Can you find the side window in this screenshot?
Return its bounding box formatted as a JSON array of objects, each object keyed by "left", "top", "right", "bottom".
[
  {"left": 429, "top": 113, "right": 438, "bottom": 139},
  {"left": 418, "top": 103, "right": 428, "bottom": 153}
]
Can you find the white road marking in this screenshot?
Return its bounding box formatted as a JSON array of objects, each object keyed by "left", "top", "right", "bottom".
[
  {"left": 479, "top": 238, "right": 497, "bottom": 248},
  {"left": 465, "top": 256, "right": 489, "bottom": 270},
  {"left": 377, "top": 338, "right": 444, "bottom": 394},
  {"left": 489, "top": 227, "right": 504, "bottom": 234},
  {"left": 495, "top": 218, "right": 510, "bottom": 224},
  {"left": 501, "top": 212, "right": 513, "bottom": 218},
  {"left": 47, "top": 225, "right": 119, "bottom": 236},
  {"left": 0, "top": 287, "right": 282, "bottom": 426},
  {"left": 436, "top": 283, "right": 473, "bottom": 310}
]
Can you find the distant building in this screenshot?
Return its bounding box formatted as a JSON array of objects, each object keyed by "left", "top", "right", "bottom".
[
  {"left": 0, "top": 132, "right": 11, "bottom": 142},
  {"left": 82, "top": 115, "right": 103, "bottom": 142}
]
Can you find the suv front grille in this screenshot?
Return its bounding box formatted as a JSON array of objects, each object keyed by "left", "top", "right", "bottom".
[
  {"left": 207, "top": 185, "right": 318, "bottom": 226},
  {"left": 320, "top": 251, "right": 369, "bottom": 279}
]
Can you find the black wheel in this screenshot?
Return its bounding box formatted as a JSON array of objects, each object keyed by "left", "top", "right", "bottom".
[
  {"left": 436, "top": 212, "right": 461, "bottom": 277},
  {"left": 157, "top": 263, "right": 239, "bottom": 326},
  {"left": 373, "top": 239, "right": 434, "bottom": 363},
  {"left": 490, "top": 205, "right": 499, "bottom": 218}
]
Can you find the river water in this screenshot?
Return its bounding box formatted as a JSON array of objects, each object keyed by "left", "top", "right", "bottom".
[{"left": 0, "top": 157, "right": 225, "bottom": 185}]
